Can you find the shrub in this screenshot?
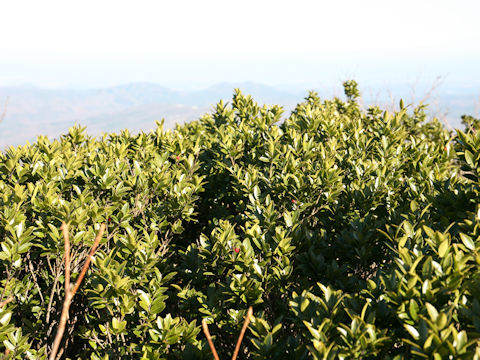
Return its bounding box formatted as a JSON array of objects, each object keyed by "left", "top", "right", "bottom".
[{"left": 0, "top": 81, "right": 479, "bottom": 359}]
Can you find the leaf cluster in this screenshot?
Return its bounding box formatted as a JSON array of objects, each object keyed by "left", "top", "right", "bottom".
[{"left": 0, "top": 82, "right": 479, "bottom": 359}]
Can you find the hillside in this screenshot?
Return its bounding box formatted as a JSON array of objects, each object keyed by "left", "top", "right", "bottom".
[{"left": 1, "top": 81, "right": 477, "bottom": 149}]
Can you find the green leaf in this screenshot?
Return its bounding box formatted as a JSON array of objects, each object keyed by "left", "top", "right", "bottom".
[
  {"left": 303, "top": 321, "right": 320, "bottom": 340},
  {"left": 150, "top": 298, "right": 166, "bottom": 315},
  {"left": 404, "top": 324, "right": 420, "bottom": 340},
  {"left": 403, "top": 222, "right": 414, "bottom": 237},
  {"left": 0, "top": 311, "right": 12, "bottom": 325},
  {"left": 465, "top": 150, "right": 475, "bottom": 167},
  {"left": 459, "top": 233, "right": 475, "bottom": 251},
  {"left": 112, "top": 317, "right": 126, "bottom": 332},
  {"left": 138, "top": 290, "right": 151, "bottom": 312},
  {"left": 283, "top": 212, "right": 293, "bottom": 228},
  {"left": 253, "top": 185, "right": 260, "bottom": 200},
  {"left": 3, "top": 340, "right": 15, "bottom": 351},
  {"left": 425, "top": 303, "right": 439, "bottom": 322},
  {"left": 436, "top": 313, "right": 447, "bottom": 329},
  {"left": 409, "top": 300, "right": 419, "bottom": 321},
  {"left": 15, "top": 222, "right": 24, "bottom": 239},
  {"left": 438, "top": 240, "right": 449, "bottom": 257},
  {"left": 456, "top": 330, "right": 467, "bottom": 350}
]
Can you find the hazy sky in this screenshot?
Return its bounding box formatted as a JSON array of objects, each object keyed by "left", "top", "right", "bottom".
[{"left": 1, "top": 0, "right": 479, "bottom": 90}]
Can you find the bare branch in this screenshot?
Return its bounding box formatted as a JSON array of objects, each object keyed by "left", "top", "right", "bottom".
[
  {"left": 49, "top": 223, "right": 106, "bottom": 360},
  {"left": 71, "top": 224, "right": 105, "bottom": 296},
  {"left": 202, "top": 319, "right": 220, "bottom": 360},
  {"left": 202, "top": 306, "right": 253, "bottom": 360},
  {"left": 0, "top": 97, "right": 8, "bottom": 124},
  {"left": 474, "top": 95, "right": 480, "bottom": 118},
  {"left": 61, "top": 223, "right": 71, "bottom": 294},
  {"left": 27, "top": 255, "right": 45, "bottom": 305},
  {"left": 46, "top": 258, "right": 63, "bottom": 326},
  {"left": 419, "top": 75, "right": 446, "bottom": 104},
  {"left": 232, "top": 306, "right": 253, "bottom": 360},
  {"left": 0, "top": 296, "right": 13, "bottom": 308},
  {"left": 49, "top": 224, "right": 73, "bottom": 360}
]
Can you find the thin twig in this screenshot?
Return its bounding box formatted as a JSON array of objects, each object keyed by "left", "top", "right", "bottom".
[
  {"left": 71, "top": 224, "right": 104, "bottom": 296},
  {"left": 61, "top": 223, "right": 71, "bottom": 294},
  {"left": 55, "top": 347, "right": 64, "bottom": 360},
  {"left": 49, "top": 224, "right": 73, "bottom": 360},
  {"left": 46, "top": 256, "right": 55, "bottom": 276},
  {"left": 105, "top": 322, "right": 113, "bottom": 346},
  {"left": 202, "top": 319, "right": 220, "bottom": 360},
  {"left": 49, "top": 222, "right": 106, "bottom": 360},
  {"left": 0, "top": 296, "right": 13, "bottom": 308},
  {"left": 202, "top": 306, "right": 254, "bottom": 360},
  {"left": 0, "top": 97, "right": 8, "bottom": 124},
  {"left": 27, "top": 255, "right": 45, "bottom": 305},
  {"left": 0, "top": 274, "right": 12, "bottom": 305},
  {"left": 419, "top": 75, "right": 446, "bottom": 105},
  {"left": 232, "top": 307, "right": 253, "bottom": 360},
  {"left": 46, "top": 258, "right": 63, "bottom": 325}
]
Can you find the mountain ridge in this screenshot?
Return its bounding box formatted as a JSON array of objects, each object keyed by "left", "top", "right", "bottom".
[{"left": 0, "top": 81, "right": 477, "bottom": 149}]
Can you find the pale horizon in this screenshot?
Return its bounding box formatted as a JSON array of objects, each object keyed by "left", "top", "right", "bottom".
[
  {"left": 1, "top": 0, "right": 479, "bottom": 91},
  {"left": 1, "top": 0, "right": 479, "bottom": 149}
]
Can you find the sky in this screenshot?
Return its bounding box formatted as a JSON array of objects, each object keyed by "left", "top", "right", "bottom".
[{"left": 1, "top": 0, "right": 479, "bottom": 91}]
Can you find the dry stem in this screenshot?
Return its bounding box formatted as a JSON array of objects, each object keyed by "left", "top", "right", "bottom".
[
  {"left": 202, "top": 306, "right": 253, "bottom": 360},
  {"left": 71, "top": 226, "right": 104, "bottom": 296},
  {"left": 231, "top": 307, "right": 253, "bottom": 360},
  {"left": 202, "top": 319, "right": 220, "bottom": 360},
  {"left": 49, "top": 222, "right": 106, "bottom": 360},
  {"left": 0, "top": 97, "right": 8, "bottom": 124},
  {"left": 0, "top": 296, "right": 13, "bottom": 308}
]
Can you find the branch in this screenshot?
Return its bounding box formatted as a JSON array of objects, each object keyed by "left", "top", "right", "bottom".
[
  {"left": 61, "top": 223, "right": 70, "bottom": 295},
  {"left": 49, "top": 222, "right": 106, "bottom": 360},
  {"left": 202, "top": 306, "right": 253, "bottom": 360},
  {"left": 202, "top": 319, "right": 220, "bottom": 360},
  {"left": 420, "top": 75, "right": 446, "bottom": 104},
  {"left": 0, "top": 296, "right": 13, "bottom": 308},
  {"left": 71, "top": 224, "right": 105, "bottom": 296},
  {"left": 0, "top": 97, "right": 9, "bottom": 124},
  {"left": 232, "top": 306, "right": 253, "bottom": 360},
  {"left": 45, "top": 258, "right": 63, "bottom": 327}
]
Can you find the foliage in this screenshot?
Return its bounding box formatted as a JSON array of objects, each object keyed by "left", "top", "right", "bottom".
[{"left": 0, "top": 81, "right": 479, "bottom": 359}]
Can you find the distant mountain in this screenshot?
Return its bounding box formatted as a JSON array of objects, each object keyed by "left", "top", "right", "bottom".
[
  {"left": 82, "top": 103, "right": 210, "bottom": 134},
  {"left": 193, "top": 82, "right": 302, "bottom": 105},
  {"left": 0, "top": 81, "right": 478, "bottom": 149},
  {"left": 0, "top": 82, "right": 304, "bottom": 149}
]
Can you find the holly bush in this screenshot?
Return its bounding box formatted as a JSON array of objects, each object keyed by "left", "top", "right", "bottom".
[{"left": 1, "top": 81, "right": 480, "bottom": 359}]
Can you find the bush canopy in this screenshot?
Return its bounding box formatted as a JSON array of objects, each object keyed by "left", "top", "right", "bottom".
[{"left": 1, "top": 81, "right": 480, "bottom": 359}]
